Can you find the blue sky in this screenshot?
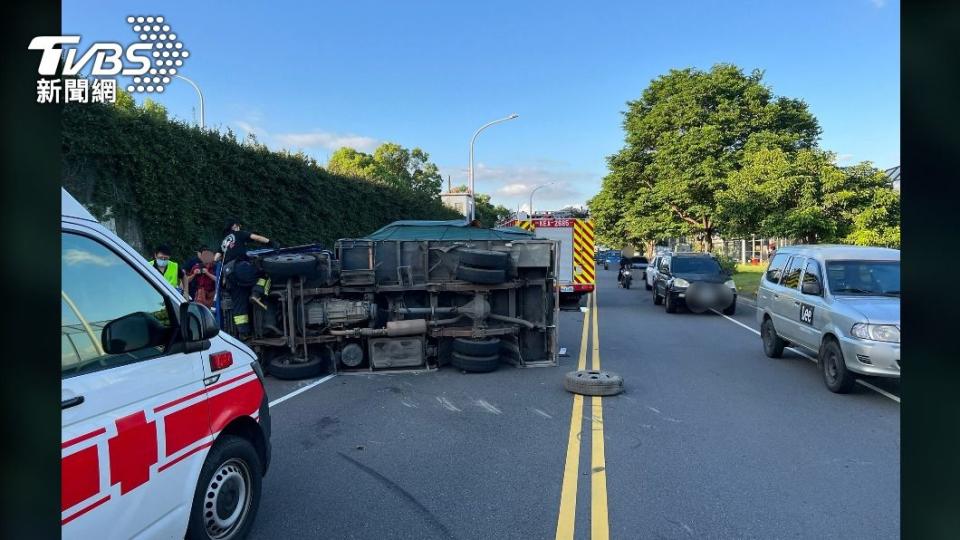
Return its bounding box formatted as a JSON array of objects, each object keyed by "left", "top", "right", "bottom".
[{"left": 63, "top": 0, "right": 900, "bottom": 211}]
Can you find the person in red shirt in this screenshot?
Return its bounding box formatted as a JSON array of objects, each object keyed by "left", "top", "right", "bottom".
[{"left": 185, "top": 246, "right": 219, "bottom": 308}]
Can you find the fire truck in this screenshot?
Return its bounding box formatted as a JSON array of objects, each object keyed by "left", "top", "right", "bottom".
[{"left": 501, "top": 216, "right": 595, "bottom": 303}]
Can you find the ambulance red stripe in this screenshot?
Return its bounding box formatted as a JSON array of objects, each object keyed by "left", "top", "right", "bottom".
[
  {"left": 61, "top": 495, "right": 111, "bottom": 526},
  {"left": 158, "top": 441, "right": 214, "bottom": 473},
  {"left": 61, "top": 446, "right": 100, "bottom": 511},
  {"left": 153, "top": 372, "right": 256, "bottom": 413},
  {"left": 62, "top": 427, "right": 107, "bottom": 449}
]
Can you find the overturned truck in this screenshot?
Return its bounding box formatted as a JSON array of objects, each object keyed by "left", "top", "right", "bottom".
[{"left": 222, "top": 220, "right": 559, "bottom": 378}]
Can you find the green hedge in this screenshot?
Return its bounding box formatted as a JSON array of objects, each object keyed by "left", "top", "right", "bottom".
[{"left": 62, "top": 102, "right": 461, "bottom": 260}]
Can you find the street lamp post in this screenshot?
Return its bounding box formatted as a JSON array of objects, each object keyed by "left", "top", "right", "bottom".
[
  {"left": 468, "top": 113, "right": 519, "bottom": 222},
  {"left": 528, "top": 183, "right": 554, "bottom": 217},
  {"left": 174, "top": 74, "right": 204, "bottom": 129}
]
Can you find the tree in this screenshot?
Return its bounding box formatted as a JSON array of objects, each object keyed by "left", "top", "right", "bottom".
[
  {"left": 327, "top": 143, "right": 443, "bottom": 199},
  {"left": 598, "top": 64, "right": 821, "bottom": 251}
]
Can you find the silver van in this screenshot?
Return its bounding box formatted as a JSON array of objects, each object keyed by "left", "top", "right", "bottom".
[{"left": 755, "top": 245, "right": 900, "bottom": 393}]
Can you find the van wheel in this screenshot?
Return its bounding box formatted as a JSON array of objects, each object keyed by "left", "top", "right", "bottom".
[
  {"left": 820, "top": 338, "right": 856, "bottom": 393},
  {"left": 761, "top": 318, "right": 786, "bottom": 358},
  {"left": 653, "top": 288, "right": 663, "bottom": 305},
  {"left": 187, "top": 435, "right": 262, "bottom": 540},
  {"left": 664, "top": 293, "right": 678, "bottom": 313},
  {"left": 645, "top": 281, "right": 652, "bottom": 290}
]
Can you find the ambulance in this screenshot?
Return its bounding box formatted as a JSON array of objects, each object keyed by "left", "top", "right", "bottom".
[
  {"left": 501, "top": 216, "right": 596, "bottom": 303},
  {"left": 61, "top": 188, "right": 271, "bottom": 539}
]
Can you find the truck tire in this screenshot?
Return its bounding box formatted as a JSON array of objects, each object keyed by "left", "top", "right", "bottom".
[
  {"left": 458, "top": 248, "right": 509, "bottom": 270},
  {"left": 453, "top": 337, "right": 501, "bottom": 357},
  {"left": 451, "top": 351, "right": 499, "bottom": 373},
  {"left": 186, "top": 435, "right": 262, "bottom": 540},
  {"left": 820, "top": 338, "right": 856, "bottom": 394},
  {"left": 761, "top": 317, "right": 786, "bottom": 358},
  {"left": 268, "top": 355, "right": 324, "bottom": 380},
  {"left": 722, "top": 298, "right": 737, "bottom": 315},
  {"left": 563, "top": 370, "right": 624, "bottom": 396},
  {"left": 456, "top": 264, "right": 505, "bottom": 284},
  {"left": 260, "top": 253, "right": 318, "bottom": 279}
]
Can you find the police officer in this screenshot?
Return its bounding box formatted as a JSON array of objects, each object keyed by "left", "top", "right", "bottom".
[{"left": 219, "top": 219, "right": 277, "bottom": 338}]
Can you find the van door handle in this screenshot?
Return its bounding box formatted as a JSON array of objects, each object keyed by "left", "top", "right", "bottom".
[
  {"left": 61, "top": 395, "right": 85, "bottom": 409},
  {"left": 794, "top": 301, "right": 801, "bottom": 306}
]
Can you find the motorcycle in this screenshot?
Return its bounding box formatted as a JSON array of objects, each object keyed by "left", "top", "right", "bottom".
[{"left": 618, "top": 268, "right": 632, "bottom": 289}]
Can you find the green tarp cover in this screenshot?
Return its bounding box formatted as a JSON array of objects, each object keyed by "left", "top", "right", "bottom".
[{"left": 363, "top": 220, "right": 534, "bottom": 241}]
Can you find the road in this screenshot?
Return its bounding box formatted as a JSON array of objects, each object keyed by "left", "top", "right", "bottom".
[{"left": 251, "top": 268, "right": 900, "bottom": 539}]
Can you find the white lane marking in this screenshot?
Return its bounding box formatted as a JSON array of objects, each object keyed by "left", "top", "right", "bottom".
[
  {"left": 532, "top": 408, "right": 553, "bottom": 419},
  {"left": 646, "top": 406, "right": 661, "bottom": 414},
  {"left": 855, "top": 380, "right": 901, "bottom": 403},
  {"left": 400, "top": 399, "right": 418, "bottom": 408},
  {"left": 436, "top": 396, "right": 462, "bottom": 412},
  {"left": 711, "top": 310, "right": 901, "bottom": 404},
  {"left": 475, "top": 399, "right": 502, "bottom": 415},
  {"left": 268, "top": 374, "right": 336, "bottom": 408}
]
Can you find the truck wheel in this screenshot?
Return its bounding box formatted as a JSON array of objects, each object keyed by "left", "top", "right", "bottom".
[
  {"left": 665, "top": 292, "right": 678, "bottom": 313},
  {"left": 722, "top": 298, "right": 737, "bottom": 315},
  {"left": 453, "top": 337, "right": 501, "bottom": 357},
  {"left": 268, "top": 355, "right": 324, "bottom": 380},
  {"left": 761, "top": 317, "right": 786, "bottom": 358},
  {"left": 458, "top": 248, "right": 509, "bottom": 270},
  {"left": 820, "top": 338, "right": 856, "bottom": 393},
  {"left": 563, "top": 370, "right": 624, "bottom": 396},
  {"left": 451, "top": 352, "right": 500, "bottom": 373},
  {"left": 260, "top": 253, "right": 318, "bottom": 279},
  {"left": 186, "top": 435, "right": 262, "bottom": 540},
  {"left": 456, "top": 265, "right": 505, "bottom": 284}
]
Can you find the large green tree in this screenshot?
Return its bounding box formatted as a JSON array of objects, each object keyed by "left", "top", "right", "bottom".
[
  {"left": 593, "top": 64, "right": 821, "bottom": 251},
  {"left": 328, "top": 142, "right": 443, "bottom": 199}
]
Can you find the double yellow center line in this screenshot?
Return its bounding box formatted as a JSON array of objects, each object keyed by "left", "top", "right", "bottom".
[{"left": 556, "top": 292, "right": 609, "bottom": 539}]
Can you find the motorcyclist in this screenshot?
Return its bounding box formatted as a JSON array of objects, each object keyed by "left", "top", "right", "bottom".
[{"left": 617, "top": 255, "right": 630, "bottom": 286}]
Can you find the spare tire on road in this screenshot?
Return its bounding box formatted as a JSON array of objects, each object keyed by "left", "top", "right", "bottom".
[
  {"left": 453, "top": 337, "right": 501, "bottom": 357},
  {"left": 451, "top": 351, "right": 499, "bottom": 373},
  {"left": 458, "top": 248, "right": 509, "bottom": 270},
  {"left": 261, "top": 253, "right": 319, "bottom": 280},
  {"left": 268, "top": 354, "right": 324, "bottom": 380},
  {"left": 456, "top": 265, "right": 506, "bottom": 284},
  {"left": 563, "top": 370, "right": 624, "bottom": 396}
]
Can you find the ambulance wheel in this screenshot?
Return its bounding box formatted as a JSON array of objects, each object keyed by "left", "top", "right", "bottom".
[
  {"left": 260, "top": 253, "right": 318, "bottom": 279},
  {"left": 187, "top": 435, "right": 262, "bottom": 540},
  {"left": 456, "top": 264, "right": 506, "bottom": 284},
  {"left": 457, "top": 248, "right": 509, "bottom": 270}
]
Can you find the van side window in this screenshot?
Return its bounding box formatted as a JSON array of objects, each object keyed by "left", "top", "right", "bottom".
[
  {"left": 765, "top": 253, "right": 790, "bottom": 283},
  {"left": 780, "top": 257, "right": 806, "bottom": 289},
  {"left": 802, "top": 260, "right": 822, "bottom": 289},
  {"left": 62, "top": 232, "right": 176, "bottom": 379}
]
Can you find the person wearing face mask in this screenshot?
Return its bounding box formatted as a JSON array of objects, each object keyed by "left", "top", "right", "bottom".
[{"left": 149, "top": 244, "right": 188, "bottom": 297}]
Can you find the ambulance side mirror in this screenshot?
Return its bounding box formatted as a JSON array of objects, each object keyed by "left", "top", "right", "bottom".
[
  {"left": 179, "top": 302, "right": 220, "bottom": 343},
  {"left": 101, "top": 311, "right": 167, "bottom": 354}
]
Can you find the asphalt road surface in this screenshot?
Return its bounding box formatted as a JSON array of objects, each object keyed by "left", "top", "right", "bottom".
[{"left": 251, "top": 269, "right": 900, "bottom": 539}]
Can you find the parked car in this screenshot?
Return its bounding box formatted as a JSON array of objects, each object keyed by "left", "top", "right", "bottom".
[
  {"left": 652, "top": 253, "right": 737, "bottom": 314},
  {"left": 755, "top": 245, "right": 900, "bottom": 393},
  {"left": 61, "top": 189, "right": 271, "bottom": 539},
  {"left": 645, "top": 252, "right": 671, "bottom": 290}
]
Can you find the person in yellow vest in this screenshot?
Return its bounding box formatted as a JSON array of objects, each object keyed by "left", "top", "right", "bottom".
[{"left": 149, "top": 244, "right": 188, "bottom": 298}]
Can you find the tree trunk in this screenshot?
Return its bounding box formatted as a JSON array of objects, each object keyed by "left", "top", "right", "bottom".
[{"left": 703, "top": 231, "right": 714, "bottom": 253}]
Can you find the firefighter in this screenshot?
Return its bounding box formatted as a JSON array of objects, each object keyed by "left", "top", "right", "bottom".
[{"left": 219, "top": 218, "right": 277, "bottom": 338}]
